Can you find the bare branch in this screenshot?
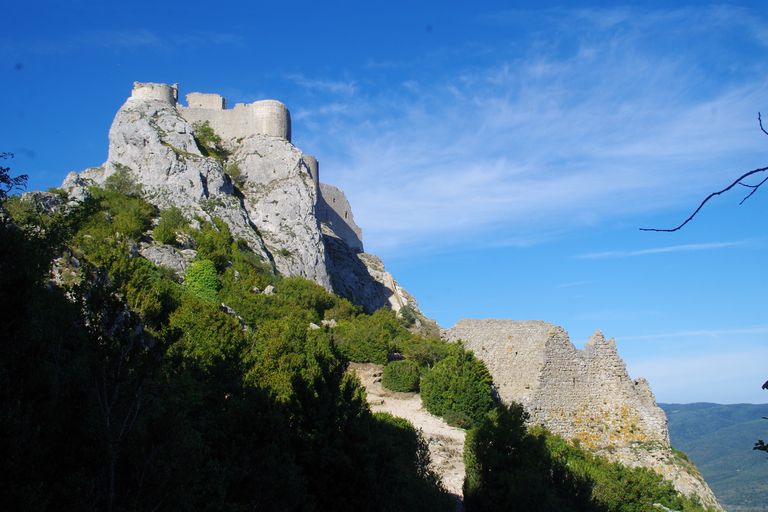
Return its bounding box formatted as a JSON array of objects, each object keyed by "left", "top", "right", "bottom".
[
  {"left": 760, "top": 112, "right": 768, "bottom": 137},
  {"left": 640, "top": 166, "right": 768, "bottom": 232},
  {"left": 739, "top": 174, "right": 768, "bottom": 205}
]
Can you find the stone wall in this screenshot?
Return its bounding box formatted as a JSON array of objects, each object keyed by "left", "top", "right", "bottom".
[
  {"left": 443, "top": 319, "right": 723, "bottom": 509},
  {"left": 179, "top": 94, "right": 291, "bottom": 141},
  {"left": 129, "top": 81, "right": 177, "bottom": 104},
  {"left": 445, "top": 319, "right": 669, "bottom": 449},
  {"left": 318, "top": 183, "right": 364, "bottom": 252}
]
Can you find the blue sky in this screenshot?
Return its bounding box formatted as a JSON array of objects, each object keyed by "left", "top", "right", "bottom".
[{"left": 2, "top": 1, "right": 767, "bottom": 403}]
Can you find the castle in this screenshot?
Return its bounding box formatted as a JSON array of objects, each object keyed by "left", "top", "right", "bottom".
[{"left": 128, "top": 81, "right": 362, "bottom": 252}]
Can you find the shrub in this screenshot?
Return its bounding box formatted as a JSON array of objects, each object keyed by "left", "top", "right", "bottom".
[
  {"left": 226, "top": 162, "right": 245, "bottom": 186},
  {"left": 420, "top": 349, "right": 494, "bottom": 428},
  {"left": 382, "top": 360, "right": 421, "bottom": 392},
  {"left": 152, "top": 206, "right": 187, "bottom": 245},
  {"left": 104, "top": 164, "right": 142, "bottom": 196},
  {"left": 185, "top": 259, "right": 220, "bottom": 303},
  {"left": 332, "top": 308, "right": 409, "bottom": 364},
  {"left": 192, "top": 121, "right": 229, "bottom": 160},
  {"left": 399, "top": 304, "right": 417, "bottom": 327}
]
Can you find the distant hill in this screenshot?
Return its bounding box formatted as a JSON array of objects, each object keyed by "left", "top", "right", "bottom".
[{"left": 660, "top": 403, "right": 768, "bottom": 511}]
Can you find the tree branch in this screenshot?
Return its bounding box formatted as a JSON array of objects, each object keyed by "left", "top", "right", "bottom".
[
  {"left": 640, "top": 166, "right": 768, "bottom": 232},
  {"left": 760, "top": 112, "right": 768, "bottom": 137}
]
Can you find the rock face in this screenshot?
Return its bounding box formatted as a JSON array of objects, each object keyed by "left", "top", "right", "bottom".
[
  {"left": 61, "top": 81, "right": 420, "bottom": 306},
  {"left": 444, "top": 319, "right": 721, "bottom": 510}
]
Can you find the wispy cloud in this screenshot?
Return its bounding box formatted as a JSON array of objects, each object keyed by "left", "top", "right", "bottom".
[
  {"left": 621, "top": 325, "right": 768, "bottom": 341},
  {"left": 557, "top": 280, "right": 594, "bottom": 289},
  {"left": 0, "top": 29, "right": 243, "bottom": 55},
  {"left": 575, "top": 241, "right": 748, "bottom": 260},
  {"left": 293, "top": 6, "right": 768, "bottom": 256},
  {"left": 286, "top": 74, "right": 357, "bottom": 96}
]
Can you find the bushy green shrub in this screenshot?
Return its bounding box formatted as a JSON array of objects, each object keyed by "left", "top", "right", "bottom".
[
  {"left": 104, "top": 164, "right": 142, "bottom": 196},
  {"left": 382, "top": 360, "right": 421, "bottom": 392},
  {"left": 185, "top": 259, "right": 220, "bottom": 303},
  {"left": 399, "top": 304, "right": 417, "bottom": 327},
  {"left": 332, "top": 308, "right": 410, "bottom": 364},
  {"left": 420, "top": 348, "right": 494, "bottom": 428},
  {"left": 153, "top": 206, "right": 186, "bottom": 245},
  {"left": 192, "top": 120, "right": 229, "bottom": 160},
  {"left": 194, "top": 218, "right": 234, "bottom": 269}
]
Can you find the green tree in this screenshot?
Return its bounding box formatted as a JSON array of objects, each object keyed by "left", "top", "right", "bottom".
[
  {"left": 0, "top": 152, "right": 27, "bottom": 201},
  {"left": 382, "top": 359, "right": 421, "bottom": 392},
  {"left": 420, "top": 348, "right": 494, "bottom": 428},
  {"left": 185, "top": 259, "right": 220, "bottom": 303}
]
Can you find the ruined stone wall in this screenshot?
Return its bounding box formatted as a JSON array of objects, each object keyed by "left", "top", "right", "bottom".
[
  {"left": 303, "top": 155, "right": 320, "bottom": 191},
  {"left": 445, "top": 320, "right": 669, "bottom": 449},
  {"left": 179, "top": 94, "right": 292, "bottom": 142},
  {"left": 318, "top": 183, "right": 363, "bottom": 252}
]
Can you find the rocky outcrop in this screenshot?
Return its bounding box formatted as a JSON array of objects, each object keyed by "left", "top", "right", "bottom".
[
  {"left": 60, "top": 82, "right": 419, "bottom": 304},
  {"left": 444, "top": 319, "right": 721, "bottom": 510},
  {"left": 230, "top": 136, "right": 330, "bottom": 288}
]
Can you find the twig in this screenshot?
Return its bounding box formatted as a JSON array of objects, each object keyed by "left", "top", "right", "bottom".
[{"left": 640, "top": 166, "right": 768, "bottom": 232}]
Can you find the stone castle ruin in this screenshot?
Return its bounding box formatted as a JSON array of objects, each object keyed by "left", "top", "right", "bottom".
[
  {"left": 60, "top": 81, "right": 720, "bottom": 509},
  {"left": 128, "top": 82, "right": 363, "bottom": 253},
  {"left": 445, "top": 319, "right": 720, "bottom": 509},
  {"left": 64, "top": 81, "right": 414, "bottom": 315}
]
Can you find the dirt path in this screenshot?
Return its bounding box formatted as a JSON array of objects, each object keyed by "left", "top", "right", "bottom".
[{"left": 349, "top": 363, "right": 466, "bottom": 499}]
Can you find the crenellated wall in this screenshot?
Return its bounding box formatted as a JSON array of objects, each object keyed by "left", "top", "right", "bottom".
[
  {"left": 178, "top": 94, "right": 291, "bottom": 141},
  {"left": 444, "top": 319, "right": 670, "bottom": 449}
]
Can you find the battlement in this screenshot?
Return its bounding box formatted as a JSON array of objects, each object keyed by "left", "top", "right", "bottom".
[
  {"left": 179, "top": 93, "right": 291, "bottom": 141},
  {"left": 186, "top": 92, "right": 226, "bottom": 109},
  {"left": 127, "top": 82, "right": 291, "bottom": 141}
]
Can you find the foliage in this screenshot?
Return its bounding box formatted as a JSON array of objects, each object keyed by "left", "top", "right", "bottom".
[
  {"left": 464, "top": 402, "right": 713, "bottom": 512},
  {"left": 104, "top": 163, "right": 142, "bottom": 196},
  {"left": 420, "top": 348, "right": 495, "bottom": 428},
  {"left": 185, "top": 258, "right": 220, "bottom": 303},
  {"left": 152, "top": 205, "right": 187, "bottom": 245},
  {"left": 382, "top": 359, "right": 421, "bottom": 392},
  {"left": 332, "top": 308, "right": 413, "bottom": 364},
  {"left": 192, "top": 120, "right": 229, "bottom": 160},
  {"left": 0, "top": 151, "right": 28, "bottom": 201},
  {"left": 1, "top": 185, "right": 455, "bottom": 511},
  {"left": 193, "top": 217, "right": 236, "bottom": 269},
  {"left": 399, "top": 304, "right": 418, "bottom": 327},
  {"left": 226, "top": 161, "right": 245, "bottom": 187}
]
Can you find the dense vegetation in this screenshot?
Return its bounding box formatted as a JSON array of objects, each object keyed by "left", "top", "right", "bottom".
[
  {"left": 464, "top": 403, "right": 714, "bottom": 512},
  {"left": 0, "top": 168, "right": 714, "bottom": 511},
  {"left": 382, "top": 359, "right": 421, "bottom": 392},
  {"left": 0, "top": 178, "right": 452, "bottom": 511}
]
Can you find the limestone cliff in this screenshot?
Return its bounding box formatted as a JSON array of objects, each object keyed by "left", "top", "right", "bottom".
[
  {"left": 61, "top": 81, "right": 421, "bottom": 314},
  {"left": 444, "top": 319, "right": 721, "bottom": 510}
]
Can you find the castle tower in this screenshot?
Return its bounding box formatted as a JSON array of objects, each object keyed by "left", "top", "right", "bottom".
[
  {"left": 303, "top": 155, "right": 320, "bottom": 191},
  {"left": 251, "top": 100, "right": 291, "bottom": 141},
  {"left": 129, "top": 82, "right": 178, "bottom": 104}
]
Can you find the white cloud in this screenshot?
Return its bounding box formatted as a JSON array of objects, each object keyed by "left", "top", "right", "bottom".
[
  {"left": 286, "top": 74, "right": 357, "bottom": 96},
  {"left": 575, "top": 241, "right": 749, "bottom": 260},
  {"left": 293, "top": 6, "right": 768, "bottom": 257}
]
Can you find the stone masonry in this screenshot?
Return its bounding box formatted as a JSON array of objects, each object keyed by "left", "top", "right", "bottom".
[{"left": 444, "top": 319, "right": 721, "bottom": 509}]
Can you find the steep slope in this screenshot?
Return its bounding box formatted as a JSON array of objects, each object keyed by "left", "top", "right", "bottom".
[{"left": 61, "top": 81, "right": 427, "bottom": 317}]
